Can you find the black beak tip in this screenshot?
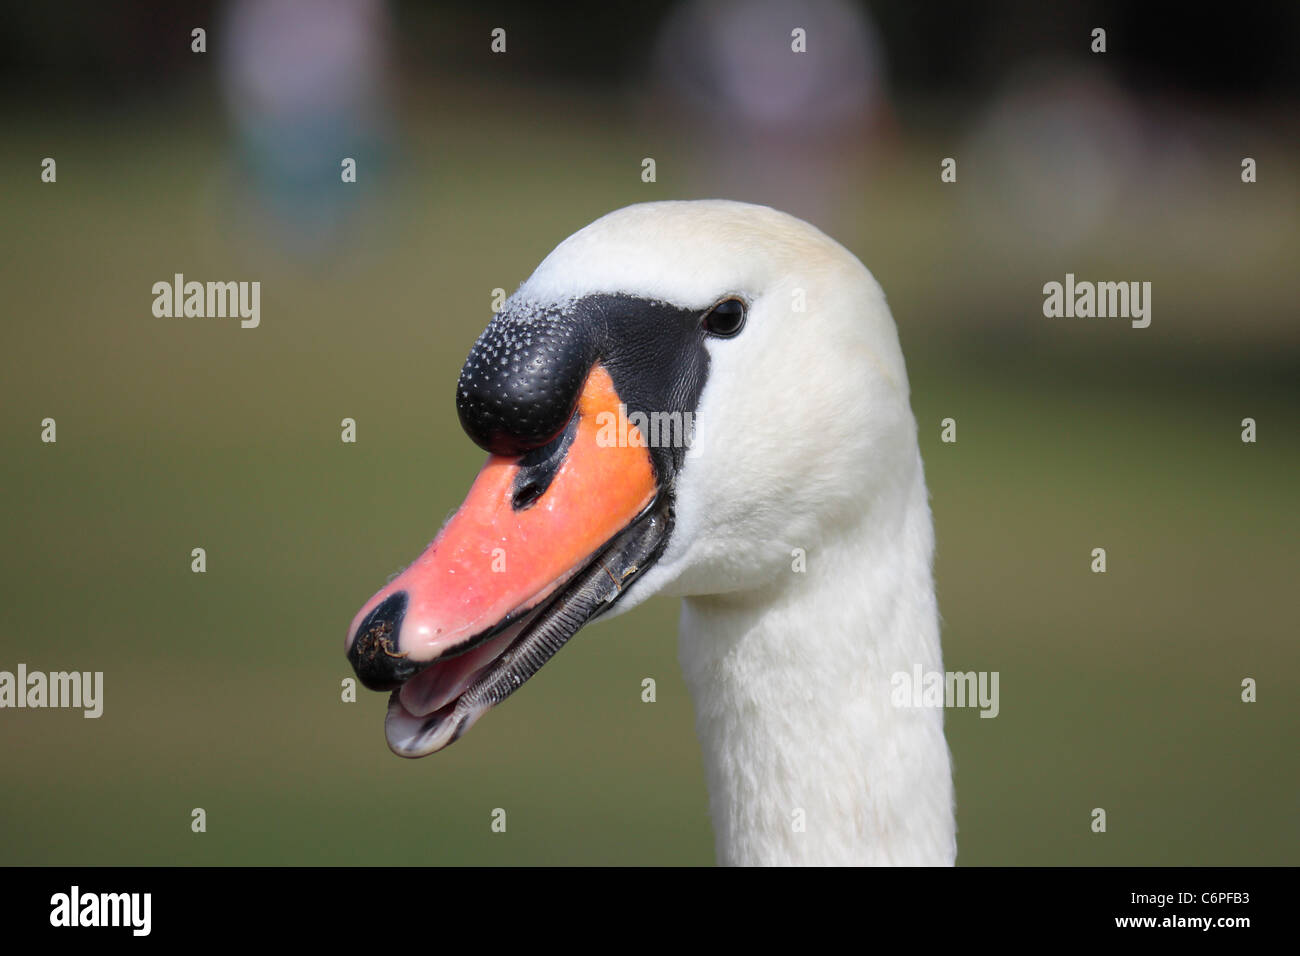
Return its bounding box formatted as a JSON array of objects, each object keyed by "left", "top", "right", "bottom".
[{"left": 347, "top": 591, "right": 420, "bottom": 692}]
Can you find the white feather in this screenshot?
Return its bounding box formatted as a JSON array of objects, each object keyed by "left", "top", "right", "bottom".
[{"left": 516, "top": 200, "right": 954, "bottom": 865}]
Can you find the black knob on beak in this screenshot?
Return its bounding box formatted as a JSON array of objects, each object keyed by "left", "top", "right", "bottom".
[{"left": 456, "top": 305, "right": 597, "bottom": 457}]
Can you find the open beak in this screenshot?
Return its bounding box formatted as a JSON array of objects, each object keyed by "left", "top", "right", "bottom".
[{"left": 345, "top": 365, "right": 671, "bottom": 757}]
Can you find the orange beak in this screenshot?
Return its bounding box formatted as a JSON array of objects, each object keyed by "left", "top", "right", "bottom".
[{"left": 345, "top": 364, "right": 669, "bottom": 756}]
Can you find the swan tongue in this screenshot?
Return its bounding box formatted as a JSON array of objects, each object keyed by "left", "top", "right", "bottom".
[
  {"left": 384, "top": 499, "right": 672, "bottom": 757},
  {"left": 396, "top": 627, "right": 521, "bottom": 718}
]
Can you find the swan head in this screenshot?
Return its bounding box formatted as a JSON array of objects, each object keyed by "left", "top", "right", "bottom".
[{"left": 345, "top": 200, "right": 918, "bottom": 757}]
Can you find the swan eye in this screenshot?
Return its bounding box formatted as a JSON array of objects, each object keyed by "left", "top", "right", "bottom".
[{"left": 702, "top": 297, "right": 747, "bottom": 337}]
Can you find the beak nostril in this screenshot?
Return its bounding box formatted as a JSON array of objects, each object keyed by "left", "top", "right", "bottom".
[
  {"left": 512, "top": 481, "right": 544, "bottom": 511},
  {"left": 348, "top": 591, "right": 421, "bottom": 691},
  {"left": 508, "top": 410, "right": 581, "bottom": 513}
]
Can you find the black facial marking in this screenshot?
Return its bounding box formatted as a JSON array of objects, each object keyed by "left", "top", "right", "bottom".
[{"left": 456, "top": 294, "right": 714, "bottom": 485}]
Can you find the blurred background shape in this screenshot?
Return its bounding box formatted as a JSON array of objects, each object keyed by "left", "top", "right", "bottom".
[
  {"left": 961, "top": 64, "right": 1143, "bottom": 249},
  {"left": 218, "top": 0, "right": 394, "bottom": 258},
  {"left": 650, "top": 0, "right": 890, "bottom": 223}
]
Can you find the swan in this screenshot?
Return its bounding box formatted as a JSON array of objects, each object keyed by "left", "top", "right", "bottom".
[{"left": 345, "top": 200, "right": 955, "bottom": 866}]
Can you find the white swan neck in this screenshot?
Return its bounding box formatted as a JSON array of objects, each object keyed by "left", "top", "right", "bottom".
[{"left": 677, "top": 463, "right": 955, "bottom": 865}]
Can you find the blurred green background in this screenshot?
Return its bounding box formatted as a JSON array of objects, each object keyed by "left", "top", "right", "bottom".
[{"left": 1, "top": 1, "right": 1296, "bottom": 865}]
